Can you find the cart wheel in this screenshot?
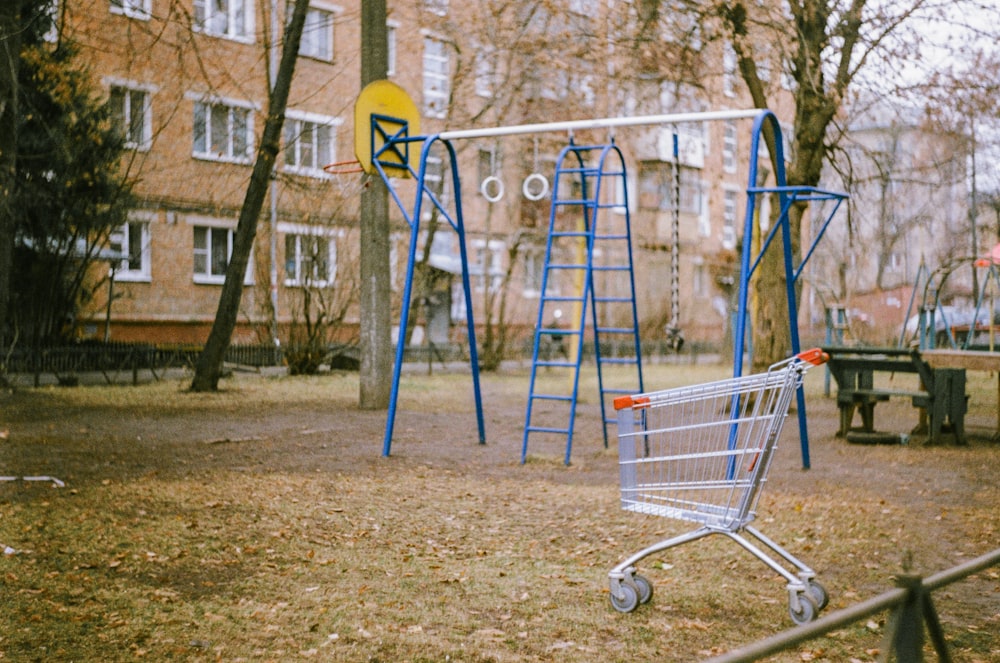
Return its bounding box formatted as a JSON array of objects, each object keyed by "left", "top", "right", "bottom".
[
  {"left": 610, "top": 583, "right": 640, "bottom": 613},
  {"left": 788, "top": 593, "right": 818, "bottom": 625},
  {"left": 806, "top": 580, "right": 828, "bottom": 611},
  {"left": 632, "top": 574, "right": 653, "bottom": 604}
]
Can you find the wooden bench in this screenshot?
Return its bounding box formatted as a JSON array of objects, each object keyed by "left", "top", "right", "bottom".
[{"left": 822, "top": 347, "right": 967, "bottom": 444}]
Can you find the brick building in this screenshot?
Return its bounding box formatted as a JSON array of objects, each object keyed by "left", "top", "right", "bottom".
[{"left": 57, "top": 0, "right": 794, "bottom": 351}]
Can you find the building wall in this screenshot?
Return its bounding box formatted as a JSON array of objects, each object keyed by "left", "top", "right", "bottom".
[{"left": 62, "top": 0, "right": 796, "bottom": 352}]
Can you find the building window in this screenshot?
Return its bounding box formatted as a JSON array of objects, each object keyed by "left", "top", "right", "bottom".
[
  {"left": 110, "top": 0, "right": 150, "bottom": 20},
  {"left": 424, "top": 0, "right": 448, "bottom": 16},
  {"left": 474, "top": 46, "right": 496, "bottom": 98},
  {"left": 285, "top": 233, "right": 335, "bottom": 287},
  {"left": 471, "top": 239, "right": 504, "bottom": 293},
  {"left": 284, "top": 112, "right": 339, "bottom": 176},
  {"left": 108, "top": 84, "right": 152, "bottom": 150},
  {"left": 300, "top": 7, "right": 334, "bottom": 61},
  {"left": 192, "top": 99, "right": 253, "bottom": 163},
  {"left": 723, "top": 43, "right": 737, "bottom": 97},
  {"left": 637, "top": 163, "right": 703, "bottom": 213},
  {"left": 193, "top": 0, "right": 252, "bottom": 41},
  {"left": 697, "top": 187, "right": 711, "bottom": 237},
  {"left": 723, "top": 120, "right": 738, "bottom": 173},
  {"left": 523, "top": 245, "right": 554, "bottom": 297},
  {"left": 193, "top": 226, "right": 232, "bottom": 283},
  {"left": 569, "top": 0, "right": 597, "bottom": 13},
  {"left": 109, "top": 218, "right": 151, "bottom": 281},
  {"left": 693, "top": 261, "right": 708, "bottom": 297},
  {"left": 387, "top": 22, "right": 397, "bottom": 76},
  {"left": 423, "top": 36, "right": 450, "bottom": 119},
  {"left": 722, "top": 189, "right": 739, "bottom": 249}
]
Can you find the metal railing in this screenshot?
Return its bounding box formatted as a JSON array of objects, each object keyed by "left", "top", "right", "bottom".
[{"left": 706, "top": 547, "right": 1000, "bottom": 663}]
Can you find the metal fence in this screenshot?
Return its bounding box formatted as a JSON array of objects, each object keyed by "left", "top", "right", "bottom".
[{"left": 706, "top": 547, "right": 1000, "bottom": 663}]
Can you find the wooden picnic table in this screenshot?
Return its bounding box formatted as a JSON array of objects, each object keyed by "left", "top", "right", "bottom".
[
  {"left": 822, "top": 346, "right": 968, "bottom": 444},
  {"left": 921, "top": 349, "right": 1000, "bottom": 438}
]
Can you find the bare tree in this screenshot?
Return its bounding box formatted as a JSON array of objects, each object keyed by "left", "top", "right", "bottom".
[
  {"left": 190, "top": 0, "right": 309, "bottom": 392},
  {"left": 689, "top": 0, "right": 1000, "bottom": 368}
]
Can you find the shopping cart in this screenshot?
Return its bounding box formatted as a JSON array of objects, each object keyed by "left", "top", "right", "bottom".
[{"left": 607, "top": 348, "right": 829, "bottom": 624}]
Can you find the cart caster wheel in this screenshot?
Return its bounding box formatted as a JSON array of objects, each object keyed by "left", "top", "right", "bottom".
[
  {"left": 806, "top": 580, "right": 828, "bottom": 611},
  {"left": 632, "top": 574, "right": 653, "bottom": 604},
  {"left": 610, "top": 583, "right": 640, "bottom": 613},
  {"left": 789, "top": 593, "right": 818, "bottom": 625}
]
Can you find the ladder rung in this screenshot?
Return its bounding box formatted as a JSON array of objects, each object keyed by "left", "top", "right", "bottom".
[
  {"left": 530, "top": 393, "right": 574, "bottom": 402},
  {"left": 538, "top": 328, "right": 580, "bottom": 337},
  {"left": 553, "top": 199, "right": 598, "bottom": 206},
  {"left": 525, "top": 426, "right": 569, "bottom": 435},
  {"left": 542, "top": 295, "right": 585, "bottom": 302},
  {"left": 535, "top": 360, "right": 576, "bottom": 368},
  {"left": 550, "top": 231, "right": 590, "bottom": 238},
  {"left": 600, "top": 359, "right": 639, "bottom": 367},
  {"left": 595, "top": 296, "right": 632, "bottom": 303},
  {"left": 592, "top": 265, "right": 629, "bottom": 272},
  {"left": 596, "top": 327, "right": 635, "bottom": 334},
  {"left": 547, "top": 263, "right": 587, "bottom": 270}
]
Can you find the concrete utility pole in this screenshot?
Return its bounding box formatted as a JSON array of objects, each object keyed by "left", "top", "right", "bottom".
[{"left": 359, "top": 1, "right": 392, "bottom": 409}]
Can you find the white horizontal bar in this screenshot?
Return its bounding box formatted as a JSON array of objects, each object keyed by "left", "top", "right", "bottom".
[{"left": 437, "top": 109, "right": 765, "bottom": 141}]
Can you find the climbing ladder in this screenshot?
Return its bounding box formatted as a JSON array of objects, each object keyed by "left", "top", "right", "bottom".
[{"left": 521, "top": 143, "right": 643, "bottom": 465}]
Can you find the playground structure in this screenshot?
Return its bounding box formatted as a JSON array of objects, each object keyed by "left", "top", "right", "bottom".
[
  {"left": 899, "top": 254, "right": 1000, "bottom": 351},
  {"left": 354, "top": 82, "right": 848, "bottom": 466}
]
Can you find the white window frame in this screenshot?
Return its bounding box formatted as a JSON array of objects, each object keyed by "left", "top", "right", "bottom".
[
  {"left": 722, "top": 188, "right": 739, "bottom": 250},
  {"left": 106, "top": 79, "right": 155, "bottom": 151},
  {"left": 424, "top": 0, "right": 448, "bottom": 16},
  {"left": 110, "top": 0, "right": 151, "bottom": 20},
  {"left": 109, "top": 213, "right": 153, "bottom": 282},
  {"left": 474, "top": 45, "right": 497, "bottom": 98},
  {"left": 299, "top": 4, "right": 337, "bottom": 62},
  {"left": 692, "top": 257, "right": 707, "bottom": 297},
  {"left": 723, "top": 43, "right": 737, "bottom": 97},
  {"left": 189, "top": 95, "right": 256, "bottom": 164},
  {"left": 422, "top": 34, "right": 451, "bottom": 119},
  {"left": 471, "top": 238, "right": 504, "bottom": 293},
  {"left": 283, "top": 110, "right": 341, "bottom": 177},
  {"left": 387, "top": 21, "right": 398, "bottom": 76},
  {"left": 523, "top": 245, "right": 554, "bottom": 298},
  {"left": 723, "top": 120, "right": 738, "bottom": 174},
  {"left": 190, "top": 217, "right": 254, "bottom": 285},
  {"left": 280, "top": 224, "right": 338, "bottom": 288},
  {"left": 193, "top": 0, "right": 254, "bottom": 42},
  {"left": 697, "top": 184, "right": 711, "bottom": 237}
]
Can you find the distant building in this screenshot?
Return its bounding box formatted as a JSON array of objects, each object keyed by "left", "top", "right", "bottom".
[{"left": 809, "top": 97, "right": 972, "bottom": 344}]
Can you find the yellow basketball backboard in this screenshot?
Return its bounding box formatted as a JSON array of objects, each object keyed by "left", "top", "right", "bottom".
[{"left": 354, "top": 80, "right": 420, "bottom": 178}]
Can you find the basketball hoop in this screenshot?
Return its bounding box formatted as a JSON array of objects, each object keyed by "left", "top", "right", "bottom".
[{"left": 323, "top": 159, "right": 365, "bottom": 175}]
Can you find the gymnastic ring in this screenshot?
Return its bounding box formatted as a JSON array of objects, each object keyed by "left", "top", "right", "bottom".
[
  {"left": 522, "top": 173, "right": 549, "bottom": 201},
  {"left": 480, "top": 175, "right": 504, "bottom": 203}
]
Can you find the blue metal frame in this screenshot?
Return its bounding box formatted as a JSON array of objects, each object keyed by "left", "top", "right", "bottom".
[
  {"left": 370, "top": 117, "right": 485, "bottom": 457},
  {"left": 733, "top": 111, "right": 849, "bottom": 469},
  {"left": 520, "top": 142, "right": 643, "bottom": 465}
]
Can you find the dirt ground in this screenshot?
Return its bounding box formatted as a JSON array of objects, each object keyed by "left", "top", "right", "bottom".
[{"left": 1, "top": 363, "right": 998, "bottom": 661}]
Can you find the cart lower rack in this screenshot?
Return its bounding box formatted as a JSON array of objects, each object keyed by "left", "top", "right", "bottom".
[{"left": 608, "top": 349, "right": 828, "bottom": 624}]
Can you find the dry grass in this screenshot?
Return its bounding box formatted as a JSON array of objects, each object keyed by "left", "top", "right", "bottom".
[{"left": 1, "top": 362, "right": 999, "bottom": 662}]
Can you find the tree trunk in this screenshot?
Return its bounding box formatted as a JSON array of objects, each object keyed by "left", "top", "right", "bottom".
[
  {"left": 358, "top": 0, "right": 392, "bottom": 409},
  {"left": 190, "top": 0, "right": 309, "bottom": 392},
  {"left": 0, "top": 2, "right": 21, "bottom": 345}
]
